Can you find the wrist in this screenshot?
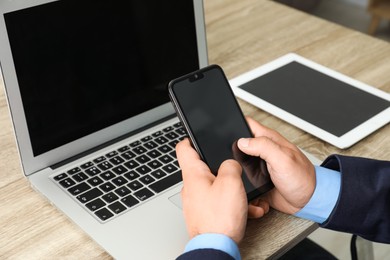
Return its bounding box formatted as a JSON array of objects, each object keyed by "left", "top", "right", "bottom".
[
  {"left": 283, "top": 164, "right": 316, "bottom": 214},
  {"left": 296, "top": 164, "right": 317, "bottom": 211}
]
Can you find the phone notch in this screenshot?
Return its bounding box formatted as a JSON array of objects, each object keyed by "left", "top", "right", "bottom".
[{"left": 189, "top": 72, "right": 204, "bottom": 82}]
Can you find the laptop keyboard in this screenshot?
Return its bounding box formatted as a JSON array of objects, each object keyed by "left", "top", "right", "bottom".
[{"left": 52, "top": 121, "right": 187, "bottom": 222}]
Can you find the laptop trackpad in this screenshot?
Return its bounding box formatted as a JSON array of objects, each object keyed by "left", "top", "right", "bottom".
[{"left": 169, "top": 192, "right": 182, "bottom": 209}]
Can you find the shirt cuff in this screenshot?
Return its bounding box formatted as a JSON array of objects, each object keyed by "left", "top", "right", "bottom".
[
  {"left": 294, "top": 166, "right": 341, "bottom": 224},
  {"left": 184, "top": 233, "right": 241, "bottom": 260}
]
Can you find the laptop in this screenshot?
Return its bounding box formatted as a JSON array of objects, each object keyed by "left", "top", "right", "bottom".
[{"left": 0, "top": 1, "right": 207, "bottom": 259}]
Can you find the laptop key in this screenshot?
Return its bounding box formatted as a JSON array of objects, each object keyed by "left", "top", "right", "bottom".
[
  {"left": 100, "top": 170, "right": 116, "bottom": 181},
  {"left": 130, "top": 140, "right": 141, "bottom": 147},
  {"left": 59, "top": 178, "right": 76, "bottom": 188},
  {"left": 175, "top": 127, "right": 187, "bottom": 136},
  {"left": 112, "top": 176, "right": 128, "bottom": 187},
  {"left": 106, "top": 151, "right": 118, "bottom": 158},
  {"left": 54, "top": 173, "right": 67, "bottom": 181},
  {"left": 149, "top": 170, "right": 182, "bottom": 193},
  {"left": 108, "top": 201, "right": 127, "bottom": 214},
  {"left": 135, "top": 154, "right": 151, "bottom": 164},
  {"left": 151, "top": 169, "right": 167, "bottom": 179},
  {"left": 67, "top": 167, "right": 81, "bottom": 175},
  {"left": 121, "top": 195, "right": 139, "bottom": 208},
  {"left": 86, "top": 198, "right": 106, "bottom": 211},
  {"left": 165, "top": 132, "right": 179, "bottom": 140},
  {"left": 93, "top": 156, "right": 106, "bottom": 164},
  {"left": 152, "top": 130, "right": 163, "bottom": 137},
  {"left": 102, "top": 192, "right": 119, "bottom": 203},
  {"left": 134, "top": 188, "right": 154, "bottom": 201},
  {"left": 109, "top": 156, "right": 125, "bottom": 165},
  {"left": 162, "top": 163, "right": 177, "bottom": 174},
  {"left": 139, "top": 174, "right": 155, "bottom": 185},
  {"left": 147, "top": 160, "right": 163, "bottom": 169},
  {"left": 95, "top": 208, "right": 114, "bottom": 221},
  {"left": 97, "top": 161, "right": 113, "bottom": 171},
  {"left": 73, "top": 172, "right": 88, "bottom": 182},
  {"left": 77, "top": 188, "right": 103, "bottom": 203},
  {"left": 128, "top": 180, "right": 143, "bottom": 191},
  {"left": 143, "top": 141, "right": 157, "bottom": 150},
  {"left": 173, "top": 161, "right": 179, "bottom": 167},
  {"left": 87, "top": 176, "right": 104, "bottom": 186},
  {"left": 158, "top": 155, "right": 173, "bottom": 164},
  {"left": 163, "top": 126, "right": 174, "bottom": 132},
  {"left": 168, "top": 140, "right": 180, "bottom": 148},
  {"left": 147, "top": 149, "right": 162, "bottom": 159},
  {"left": 68, "top": 182, "right": 91, "bottom": 196},
  {"left": 135, "top": 165, "right": 152, "bottom": 175},
  {"left": 173, "top": 122, "right": 182, "bottom": 128},
  {"left": 169, "top": 150, "right": 177, "bottom": 159},
  {"left": 124, "top": 160, "right": 140, "bottom": 170},
  {"left": 141, "top": 135, "right": 152, "bottom": 142},
  {"left": 112, "top": 165, "right": 128, "bottom": 175},
  {"left": 85, "top": 167, "right": 101, "bottom": 176},
  {"left": 133, "top": 146, "right": 147, "bottom": 155},
  {"left": 99, "top": 182, "right": 116, "bottom": 192},
  {"left": 114, "top": 186, "right": 131, "bottom": 197},
  {"left": 117, "top": 145, "right": 130, "bottom": 153},
  {"left": 155, "top": 136, "right": 168, "bottom": 145},
  {"left": 121, "top": 151, "right": 136, "bottom": 160},
  {"left": 158, "top": 145, "right": 171, "bottom": 154},
  {"left": 80, "top": 161, "right": 93, "bottom": 169},
  {"left": 124, "top": 171, "right": 140, "bottom": 181}
]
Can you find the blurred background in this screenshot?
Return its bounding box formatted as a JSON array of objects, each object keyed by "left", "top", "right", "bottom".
[{"left": 275, "top": 0, "right": 390, "bottom": 42}]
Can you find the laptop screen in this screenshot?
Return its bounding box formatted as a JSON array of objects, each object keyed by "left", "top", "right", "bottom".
[{"left": 4, "top": 1, "right": 200, "bottom": 156}]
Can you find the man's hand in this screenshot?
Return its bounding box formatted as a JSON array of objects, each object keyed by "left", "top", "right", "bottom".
[
  {"left": 238, "top": 117, "right": 316, "bottom": 215},
  {"left": 176, "top": 138, "right": 269, "bottom": 244}
]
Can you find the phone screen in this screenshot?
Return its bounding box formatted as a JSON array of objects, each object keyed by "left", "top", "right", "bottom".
[{"left": 169, "top": 65, "right": 273, "bottom": 200}]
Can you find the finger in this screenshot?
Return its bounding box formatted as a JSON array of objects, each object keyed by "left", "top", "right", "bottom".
[
  {"left": 262, "top": 189, "right": 300, "bottom": 215},
  {"left": 246, "top": 117, "right": 272, "bottom": 137},
  {"left": 176, "top": 138, "right": 213, "bottom": 185},
  {"left": 237, "top": 136, "right": 288, "bottom": 166},
  {"left": 175, "top": 138, "right": 200, "bottom": 164},
  {"left": 248, "top": 199, "right": 270, "bottom": 218},
  {"left": 246, "top": 117, "right": 280, "bottom": 140},
  {"left": 215, "top": 159, "right": 243, "bottom": 182},
  {"left": 245, "top": 117, "right": 295, "bottom": 149},
  {"left": 213, "top": 160, "right": 245, "bottom": 199}
]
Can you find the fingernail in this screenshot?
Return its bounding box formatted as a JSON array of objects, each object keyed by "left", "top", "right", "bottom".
[{"left": 238, "top": 138, "right": 250, "bottom": 148}]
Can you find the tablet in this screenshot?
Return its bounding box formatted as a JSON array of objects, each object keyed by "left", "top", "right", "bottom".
[{"left": 230, "top": 53, "right": 390, "bottom": 149}]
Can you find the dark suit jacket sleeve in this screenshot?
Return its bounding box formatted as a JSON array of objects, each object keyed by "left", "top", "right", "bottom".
[
  {"left": 320, "top": 155, "right": 390, "bottom": 243},
  {"left": 176, "top": 248, "right": 234, "bottom": 260}
]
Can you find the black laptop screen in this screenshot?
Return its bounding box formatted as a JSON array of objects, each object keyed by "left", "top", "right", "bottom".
[{"left": 4, "top": 0, "right": 199, "bottom": 156}]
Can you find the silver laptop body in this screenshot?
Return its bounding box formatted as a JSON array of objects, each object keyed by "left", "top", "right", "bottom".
[{"left": 0, "top": 1, "right": 208, "bottom": 259}]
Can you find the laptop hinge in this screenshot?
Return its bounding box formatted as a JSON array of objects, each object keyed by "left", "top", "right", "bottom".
[{"left": 50, "top": 114, "right": 176, "bottom": 170}]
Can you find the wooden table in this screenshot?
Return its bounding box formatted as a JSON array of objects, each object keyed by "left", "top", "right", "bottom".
[{"left": 1, "top": 0, "right": 389, "bottom": 259}]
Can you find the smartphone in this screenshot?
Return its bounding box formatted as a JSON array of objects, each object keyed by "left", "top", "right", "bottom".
[{"left": 168, "top": 64, "right": 274, "bottom": 201}]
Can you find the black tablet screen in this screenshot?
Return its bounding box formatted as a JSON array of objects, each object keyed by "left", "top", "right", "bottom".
[{"left": 239, "top": 62, "right": 390, "bottom": 137}]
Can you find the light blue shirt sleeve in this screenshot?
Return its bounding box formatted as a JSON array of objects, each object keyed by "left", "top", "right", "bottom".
[
  {"left": 294, "top": 166, "right": 341, "bottom": 224},
  {"left": 184, "top": 233, "right": 241, "bottom": 260}
]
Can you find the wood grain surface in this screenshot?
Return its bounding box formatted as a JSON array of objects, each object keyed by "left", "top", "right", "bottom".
[{"left": 1, "top": 0, "right": 389, "bottom": 259}]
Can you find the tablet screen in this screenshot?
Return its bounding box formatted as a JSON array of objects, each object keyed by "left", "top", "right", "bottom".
[{"left": 238, "top": 62, "right": 390, "bottom": 137}]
